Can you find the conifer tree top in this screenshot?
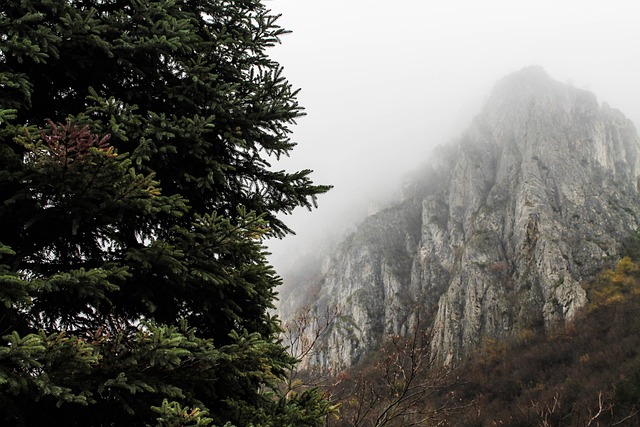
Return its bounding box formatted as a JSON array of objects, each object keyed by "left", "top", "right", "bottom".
[{"left": 2, "top": 0, "right": 330, "bottom": 237}]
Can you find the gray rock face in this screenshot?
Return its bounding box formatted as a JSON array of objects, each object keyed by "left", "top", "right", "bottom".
[{"left": 287, "top": 67, "right": 640, "bottom": 371}]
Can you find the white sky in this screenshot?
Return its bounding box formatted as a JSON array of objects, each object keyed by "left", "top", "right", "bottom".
[{"left": 265, "top": 0, "right": 640, "bottom": 272}]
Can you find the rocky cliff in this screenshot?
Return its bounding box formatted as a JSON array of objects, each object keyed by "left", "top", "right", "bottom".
[{"left": 283, "top": 66, "right": 640, "bottom": 371}]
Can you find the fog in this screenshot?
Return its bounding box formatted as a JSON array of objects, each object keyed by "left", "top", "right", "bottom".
[{"left": 265, "top": 0, "right": 640, "bottom": 275}]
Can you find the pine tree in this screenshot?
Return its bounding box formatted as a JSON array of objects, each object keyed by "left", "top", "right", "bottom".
[{"left": 0, "top": 1, "right": 331, "bottom": 425}]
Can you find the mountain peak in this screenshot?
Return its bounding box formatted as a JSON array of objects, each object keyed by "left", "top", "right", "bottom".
[
  {"left": 486, "top": 65, "right": 589, "bottom": 106},
  {"left": 480, "top": 66, "right": 600, "bottom": 145},
  {"left": 498, "top": 65, "right": 551, "bottom": 86},
  {"left": 282, "top": 69, "right": 640, "bottom": 371}
]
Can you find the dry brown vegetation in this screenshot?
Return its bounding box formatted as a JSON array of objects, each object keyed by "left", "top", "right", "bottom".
[{"left": 284, "top": 234, "right": 640, "bottom": 426}]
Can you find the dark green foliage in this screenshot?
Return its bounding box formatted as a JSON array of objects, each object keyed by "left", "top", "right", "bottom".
[
  {"left": 1, "top": 0, "right": 329, "bottom": 237},
  {"left": 0, "top": 1, "right": 330, "bottom": 425}
]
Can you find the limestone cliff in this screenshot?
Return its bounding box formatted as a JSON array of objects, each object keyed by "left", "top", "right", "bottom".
[{"left": 283, "top": 66, "right": 640, "bottom": 371}]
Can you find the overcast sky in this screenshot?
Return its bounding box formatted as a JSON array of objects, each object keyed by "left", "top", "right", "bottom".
[{"left": 264, "top": 0, "right": 640, "bottom": 273}]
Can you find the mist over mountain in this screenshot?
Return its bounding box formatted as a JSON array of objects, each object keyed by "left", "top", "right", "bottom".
[{"left": 278, "top": 66, "right": 640, "bottom": 371}]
